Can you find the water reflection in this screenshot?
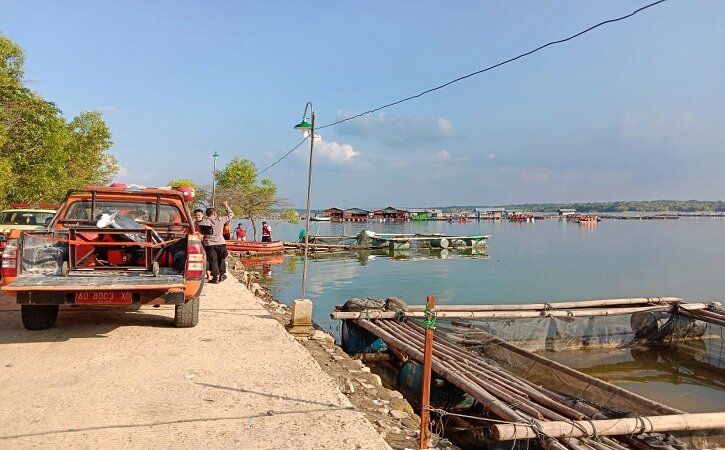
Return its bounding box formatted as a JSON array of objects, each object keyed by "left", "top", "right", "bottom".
[
  {"left": 296, "top": 248, "right": 489, "bottom": 264},
  {"left": 546, "top": 342, "right": 725, "bottom": 412},
  {"left": 573, "top": 344, "right": 725, "bottom": 389},
  {"left": 237, "top": 254, "right": 284, "bottom": 281}
]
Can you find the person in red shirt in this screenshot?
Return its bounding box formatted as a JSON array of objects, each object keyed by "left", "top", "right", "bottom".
[
  {"left": 261, "top": 221, "right": 272, "bottom": 242},
  {"left": 235, "top": 223, "right": 247, "bottom": 241}
]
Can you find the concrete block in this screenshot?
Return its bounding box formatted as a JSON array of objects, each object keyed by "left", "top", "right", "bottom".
[{"left": 285, "top": 298, "right": 314, "bottom": 336}]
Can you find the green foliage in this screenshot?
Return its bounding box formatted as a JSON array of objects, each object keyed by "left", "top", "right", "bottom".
[
  {"left": 0, "top": 36, "right": 24, "bottom": 88},
  {"left": 215, "top": 158, "right": 293, "bottom": 239},
  {"left": 216, "top": 157, "right": 256, "bottom": 190},
  {"left": 0, "top": 34, "right": 118, "bottom": 207},
  {"left": 283, "top": 208, "right": 300, "bottom": 224}
]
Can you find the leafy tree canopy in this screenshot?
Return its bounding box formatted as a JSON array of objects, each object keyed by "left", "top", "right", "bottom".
[
  {"left": 216, "top": 157, "right": 293, "bottom": 239},
  {"left": 0, "top": 34, "right": 118, "bottom": 207}
]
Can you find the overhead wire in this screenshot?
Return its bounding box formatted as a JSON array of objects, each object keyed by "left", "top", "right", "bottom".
[
  {"left": 257, "top": 136, "right": 309, "bottom": 176},
  {"left": 256, "top": 0, "right": 668, "bottom": 174}
]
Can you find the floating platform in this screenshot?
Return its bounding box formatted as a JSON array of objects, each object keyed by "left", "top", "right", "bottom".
[{"left": 332, "top": 297, "right": 725, "bottom": 449}]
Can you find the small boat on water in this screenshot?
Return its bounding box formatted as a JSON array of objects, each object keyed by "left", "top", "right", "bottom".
[
  {"left": 509, "top": 213, "right": 535, "bottom": 222},
  {"left": 310, "top": 215, "right": 331, "bottom": 221},
  {"left": 225, "top": 240, "right": 285, "bottom": 253},
  {"left": 572, "top": 214, "right": 600, "bottom": 224}
]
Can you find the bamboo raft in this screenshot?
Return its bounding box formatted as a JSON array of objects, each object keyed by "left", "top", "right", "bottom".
[{"left": 333, "top": 298, "right": 725, "bottom": 449}]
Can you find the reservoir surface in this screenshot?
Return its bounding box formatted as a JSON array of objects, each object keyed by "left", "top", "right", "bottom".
[{"left": 243, "top": 216, "right": 725, "bottom": 412}]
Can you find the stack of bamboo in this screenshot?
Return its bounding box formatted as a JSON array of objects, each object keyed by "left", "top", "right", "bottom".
[
  {"left": 358, "top": 318, "right": 724, "bottom": 450},
  {"left": 678, "top": 303, "right": 725, "bottom": 327}
]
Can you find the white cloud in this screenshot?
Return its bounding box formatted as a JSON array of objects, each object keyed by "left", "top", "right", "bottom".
[
  {"left": 291, "top": 133, "right": 365, "bottom": 169},
  {"left": 117, "top": 165, "right": 129, "bottom": 177},
  {"left": 315, "top": 139, "right": 360, "bottom": 165},
  {"left": 487, "top": 153, "right": 496, "bottom": 159}
]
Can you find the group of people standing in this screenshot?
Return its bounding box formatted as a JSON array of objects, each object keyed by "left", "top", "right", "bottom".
[
  {"left": 192, "top": 202, "right": 273, "bottom": 283},
  {"left": 227, "top": 221, "right": 271, "bottom": 241}
]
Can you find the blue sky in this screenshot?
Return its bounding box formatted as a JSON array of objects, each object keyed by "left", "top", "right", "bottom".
[{"left": 2, "top": 1, "right": 723, "bottom": 209}]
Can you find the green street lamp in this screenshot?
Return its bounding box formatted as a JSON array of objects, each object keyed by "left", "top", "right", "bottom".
[{"left": 293, "top": 102, "right": 315, "bottom": 302}]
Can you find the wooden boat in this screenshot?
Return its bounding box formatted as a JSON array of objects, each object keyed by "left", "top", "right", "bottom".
[
  {"left": 225, "top": 240, "right": 284, "bottom": 253},
  {"left": 576, "top": 214, "right": 599, "bottom": 224},
  {"left": 509, "top": 213, "right": 535, "bottom": 222}
]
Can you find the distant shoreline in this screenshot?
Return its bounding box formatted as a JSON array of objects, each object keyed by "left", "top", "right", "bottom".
[{"left": 437, "top": 200, "right": 725, "bottom": 214}]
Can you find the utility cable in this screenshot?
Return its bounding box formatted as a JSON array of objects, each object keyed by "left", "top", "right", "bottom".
[
  {"left": 257, "top": 0, "right": 667, "bottom": 174},
  {"left": 318, "top": 0, "right": 666, "bottom": 130},
  {"left": 257, "top": 136, "right": 308, "bottom": 176}
]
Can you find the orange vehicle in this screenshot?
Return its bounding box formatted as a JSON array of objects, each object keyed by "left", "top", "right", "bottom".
[{"left": 1, "top": 186, "right": 206, "bottom": 330}]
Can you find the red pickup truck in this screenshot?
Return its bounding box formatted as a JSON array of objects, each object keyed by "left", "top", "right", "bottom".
[{"left": 1, "top": 186, "right": 206, "bottom": 330}]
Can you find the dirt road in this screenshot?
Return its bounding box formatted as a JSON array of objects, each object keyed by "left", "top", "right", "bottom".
[{"left": 0, "top": 278, "right": 389, "bottom": 449}]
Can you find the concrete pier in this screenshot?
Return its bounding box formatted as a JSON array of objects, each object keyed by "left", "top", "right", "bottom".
[{"left": 0, "top": 276, "right": 390, "bottom": 449}]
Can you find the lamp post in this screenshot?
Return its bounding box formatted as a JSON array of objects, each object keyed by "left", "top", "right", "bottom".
[
  {"left": 293, "top": 102, "right": 315, "bottom": 301},
  {"left": 211, "top": 151, "right": 219, "bottom": 207}
]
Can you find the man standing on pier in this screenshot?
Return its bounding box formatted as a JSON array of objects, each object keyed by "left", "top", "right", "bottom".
[{"left": 200, "top": 200, "right": 234, "bottom": 283}]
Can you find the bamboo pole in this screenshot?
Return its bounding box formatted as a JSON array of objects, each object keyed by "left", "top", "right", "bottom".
[
  {"left": 381, "top": 318, "right": 681, "bottom": 421},
  {"left": 680, "top": 308, "right": 725, "bottom": 327},
  {"left": 405, "top": 297, "right": 684, "bottom": 312},
  {"left": 380, "top": 321, "right": 554, "bottom": 421},
  {"left": 419, "top": 295, "right": 435, "bottom": 450},
  {"left": 492, "top": 412, "right": 725, "bottom": 440},
  {"left": 356, "top": 319, "right": 526, "bottom": 422},
  {"left": 331, "top": 302, "right": 711, "bottom": 320},
  {"left": 392, "top": 320, "right": 588, "bottom": 421},
  {"left": 439, "top": 329, "right": 681, "bottom": 416}
]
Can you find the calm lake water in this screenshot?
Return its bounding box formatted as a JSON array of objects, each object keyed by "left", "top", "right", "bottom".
[{"left": 239, "top": 216, "right": 725, "bottom": 412}]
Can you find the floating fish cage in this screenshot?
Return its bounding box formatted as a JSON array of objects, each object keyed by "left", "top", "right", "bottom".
[{"left": 333, "top": 297, "right": 725, "bottom": 450}]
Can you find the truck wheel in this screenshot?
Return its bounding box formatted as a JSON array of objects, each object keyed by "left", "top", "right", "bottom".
[
  {"left": 174, "top": 299, "right": 199, "bottom": 327},
  {"left": 21, "top": 305, "right": 59, "bottom": 330}
]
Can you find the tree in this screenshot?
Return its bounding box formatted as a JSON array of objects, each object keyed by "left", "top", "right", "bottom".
[
  {"left": 215, "top": 158, "right": 292, "bottom": 240},
  {"left": 0, "top": 34, "right": 118, "bottom": 206}
]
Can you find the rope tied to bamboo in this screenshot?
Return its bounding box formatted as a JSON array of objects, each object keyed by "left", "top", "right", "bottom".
[
  {"left": 628, "top": 414, "right": 652, "bottom": 437},
  {"left": 573, "top": 397, "right": 626, "bottom": 417},
  {"left": 528, "top": 418, "right": 551, "bottom": 447},
  {"left": 580, "top": 418, "right": 601, "bottom": 441},
  {"left": 424, "top": 303, "right": 437, "bottom": 330}
]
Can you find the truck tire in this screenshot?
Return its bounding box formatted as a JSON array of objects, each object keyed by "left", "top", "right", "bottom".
[
  {"left": 174, "top": 299, "right": 199, "bottom": 327},
  {"left": 21, "top": 305, "right": 59, "bottom": 330}
]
